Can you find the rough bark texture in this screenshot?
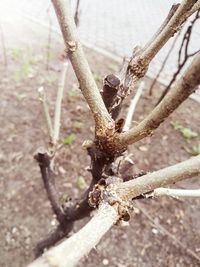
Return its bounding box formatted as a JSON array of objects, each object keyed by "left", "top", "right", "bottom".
[{"left": 29, "top": 155, "right": 200, "bottom": 267}]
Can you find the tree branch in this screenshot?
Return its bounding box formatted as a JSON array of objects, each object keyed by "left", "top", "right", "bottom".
[
  {"left": 118, "top": 52, "right": 200, "bottom": 146},
  {"left": 28, "top": 202, "right": 118, "bottom": 267},
  {"left": 153, "top": 187, "right": 200, "bottom": 198},
  {"left": 123, "top": 81, "right": 145, "bottom": 131},
  {"left": 31, "top": 1, "right": 200, "bottom": 265},
  {"left": 116, "top": 155, "right": 200, "bottom": 201},
  {"left": 28, "top": 155, "right": 200, "bottom": 267},
  {"left": 138, "top": 0, "right": 198, "bottom": 66},
  {"left": 144, "top": 4, "right": 180, "bottom": 52},
  {"left": 51, "top": 0, "right": 114, "bottom": 132},
  {"left": 34, "top": 148, "right": 64, "bottom": 222},
  {"left": 108, "top": 0, "right": 198, "bottom": 123},
  {"left": 53, "top": 60, "right": 69, "bottom": 145},
  {"left": 187, "top": 0, "right": 200, "bottom": 17},
  {"left": 156, "top": 10, "right": 200, "bottom": 104},
  {"left": 38, "top": 87, "right": 54, "bottom": 142}
]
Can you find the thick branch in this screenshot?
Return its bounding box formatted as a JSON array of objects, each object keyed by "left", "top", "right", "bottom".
[
  {"left": 116, "top": 155, "right": 200, "bottom": 201},
  {"left": 109, "top": 0, "right": 198, "bottom": 121},
  {"left": 28, "top": 203, "right": 118, "bottom": 267},
  {"left": 35, "top": 177, "right": 98, "bottom": 256},
  {"left": 34, "top": 224, "right": 73, "bottom": 258},
  {"left": 29, "top": 155, "right": 200, "bottom": 267},
  {"left": 101, "top": 74, "right": 120, "bottom": 119},
  {"left": 187, "top": 0, "right": 200, "bottom": 16},
  {"left": 51, "top": 0, "right": 113, "bottom": 131},
  {"left": 118, "top": 52, "right": 200, "bottom": 145},
  {"left": 34, "top": 149, "right": 64, "bottom": 222}
]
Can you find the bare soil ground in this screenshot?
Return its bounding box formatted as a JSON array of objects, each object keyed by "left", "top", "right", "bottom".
[{"left": 0, "top": 16, "right": 200, "bottom": 267}]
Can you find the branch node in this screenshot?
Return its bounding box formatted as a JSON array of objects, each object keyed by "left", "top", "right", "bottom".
[
  {"left": 67, "top": 40, "right": 78, "bottom": 52},
  {"left": 88, "top": 177, "right": 131, "bottom": 222}
]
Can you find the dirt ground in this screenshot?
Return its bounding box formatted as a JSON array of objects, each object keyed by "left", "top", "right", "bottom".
[{"left": 0, "top": 15, "right": 200, "bottom": 267}]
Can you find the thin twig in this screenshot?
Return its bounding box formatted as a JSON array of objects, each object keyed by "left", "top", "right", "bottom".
[
  {"left": 74, "top": 0, "right": 81, "bottom": 26},
  {"left": 38, "top": 87, "right": 54, "bottom": 142},
  {"left": 123, "top": 81, "right": 145, "bottom": 131},
  {"left": 156, "top": 10, "right": 200, "bottom": 104},
  {"left": 149, "top": 30, "right": 181, "bottom": 96},
  {"left": 136, "top": 202, "right": 200, "bottom": 263},
  {"left": 53, "top": 60, "right": 69, "bottom": 145},
  {"left": 138, "top": 0, "right": 198, "bottom": 65},
  {"left": 153, "top": 187, "right": 200, "bottom": 198},
  {"left": 0, "top": 22, "right": 7, "bottom": 67},
  {"left": 144, "top": 4, "right": 180, "bottom": 52}
]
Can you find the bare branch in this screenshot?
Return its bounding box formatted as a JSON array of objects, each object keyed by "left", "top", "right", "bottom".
[
  {"left": 187, "top": 0, "right": 200, "bottom": 16},
  {"left": 118, "top": 52, "right": 200, "bottom": 146},
  {"left": 51, "top": 0, "right": 114, "bottom": 131},
  {"left": 29, "top": 155, "right": 200, "bottom": 267},
  {"left": 116, "top": 155, "right": 200, "bottom": 201},
  {"left": 153, "top": 187, "right": 200, "bottom": 198},
  {"left": 31, "top": 2, "right": 200, "bottom": 265},
  {"left": 109, "top": 0, "right": 198, "bottom": 121},
  {"left": 123, "top": 81, "right": 145, "bottom": 131},
  {"left": 28, "top": 202, "right": 118, "bottom": 267},
  {"left": 157, "top": 10, "right": 200, "bottom": 104},
  {"left": 101, "top": 74, "right": 121, "bottom": 119},
  {"left": 38, "top": 87, "right": 54, "bottom": 142},
  {"left": 35, "top": 178, "right": 97, "bottom": 256},
  {"left": 144, "top": 4, "right": 180, "bottom": 52},
  {"left": 138, "top": 0, "right": 198, "bottom": 66},
  {"left": 74, "top": 0, "right": 81, "bottom": 26},
  {"left": 53, "top": 60, "right": 69, "bottom": 145},
  {"left": 34, "top": 148, "right": 64, "bottom": 222}
]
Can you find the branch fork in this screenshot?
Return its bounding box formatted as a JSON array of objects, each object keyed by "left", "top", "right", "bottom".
[
  {"left": 88, "top": 177, "right": 131, "bottom": 223},
  {"left": 31, "top": 0, "right": 200, "bottom": 265}
]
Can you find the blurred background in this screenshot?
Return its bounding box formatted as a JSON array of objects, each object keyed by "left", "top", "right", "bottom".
[{"left": 0, "top": 0, "right": 200, "bottom": 93}]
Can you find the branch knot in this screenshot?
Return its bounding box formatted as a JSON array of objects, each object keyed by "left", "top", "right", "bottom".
[
  {"left": 88, "top": 177, "right": 131, "bottom": 222},
  {"left": 67, "top": 41, "right": 77, "bottom": 52}
]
